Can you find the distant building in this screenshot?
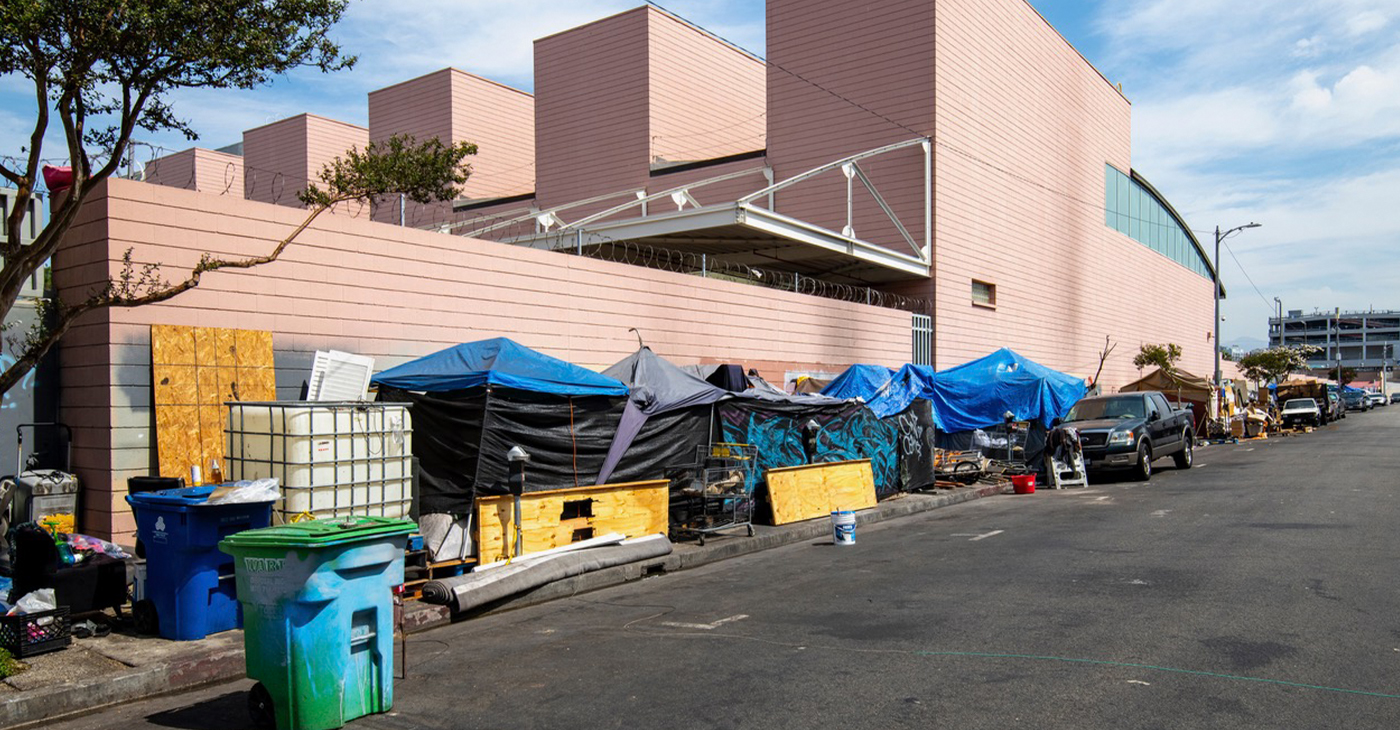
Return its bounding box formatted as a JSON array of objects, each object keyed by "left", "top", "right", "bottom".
[
  {"left": 0, "top": 186, "right": 52, "bottom": 471},
  {"left": 0, "top": 185, "right": 46, "bottom": 299},
  {"left": 1270, "top": 309, "right": 1400, "bottom": 371}
]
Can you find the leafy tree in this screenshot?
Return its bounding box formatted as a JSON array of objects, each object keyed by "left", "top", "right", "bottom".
[
  {"left": 1236, "top": 345, "right": 1323, "bottom": 384},
  {"left": 1338, "top": 367, "right": 1357, "bottom": 386},
  {"left": 0, "top": 1, "right": 476, "bottom": 396},
  {"left": 1133, "top": 343, "right": 1183, "bottom": 375}
]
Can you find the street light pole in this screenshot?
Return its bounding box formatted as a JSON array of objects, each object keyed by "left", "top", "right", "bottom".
[
  {"left": 1214, "top": 223, "right": 1262, "bottom": 415},
  {"left": 1273, "top": 297, "right": 1282, "bottom": 347}
]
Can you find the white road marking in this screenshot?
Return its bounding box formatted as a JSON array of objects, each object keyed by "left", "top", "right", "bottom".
[
  {"left": 1151, "top": 509, "right": 1172, "bottom": 517},
  {"left": 1127, "top": 680, "right": 1152, "bottom": 686},
  {"left": 659, "top": 614, "right": 749, "bottom": 631},
  {"left": 968, "top": 530, "right": 1004, "bottom": 541}
]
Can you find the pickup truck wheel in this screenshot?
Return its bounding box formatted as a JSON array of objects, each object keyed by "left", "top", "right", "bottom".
[
  {"left": 1173, "top": 432, "right": 1193, "bottom": 469},
  {"left": 1133, "top": 441, "right": 1152, "bottom": 481}
]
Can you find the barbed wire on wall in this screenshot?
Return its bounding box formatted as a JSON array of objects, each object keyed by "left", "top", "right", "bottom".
[{"left": 515, "top": 227, "right": 932, "bottom": 315}]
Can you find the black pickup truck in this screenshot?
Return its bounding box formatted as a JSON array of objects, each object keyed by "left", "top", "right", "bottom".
[{"left": 1061, "top": 391, "right": 1194, "bottom": 481}]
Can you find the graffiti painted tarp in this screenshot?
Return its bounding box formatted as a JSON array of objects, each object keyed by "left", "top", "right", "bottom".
[{"left": 717, "top": 398, "right": 933, "bottom": 495}]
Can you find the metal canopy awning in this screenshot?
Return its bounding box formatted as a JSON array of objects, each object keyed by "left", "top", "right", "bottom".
[
  {"left": 457, "top": 137, "right": 933, "bottom": 287},
  {"left": 498, "top": 202, "right": 928, "bottom": 284}
]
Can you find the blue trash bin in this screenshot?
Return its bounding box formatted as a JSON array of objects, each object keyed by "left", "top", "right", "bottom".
[{"left": 126, "top": 485, "right": 275, "bottom": 640}]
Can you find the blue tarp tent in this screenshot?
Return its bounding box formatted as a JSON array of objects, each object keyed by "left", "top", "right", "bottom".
[
  {"left": 870, "top": 348, "right": 1086, "bottom": 431},
  {"left": 819, "top": 364, "right": 897, "bottom": 400},
  {"left": 373, "top": 338, "right": 628, "bottom": 514},
  {"left": 371, "top": 337, "right": 627, "bottom": 395}
]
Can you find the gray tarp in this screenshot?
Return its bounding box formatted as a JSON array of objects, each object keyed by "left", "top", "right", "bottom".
[{"left": 596, "top": 348, "right": 730, "bottom": 484}]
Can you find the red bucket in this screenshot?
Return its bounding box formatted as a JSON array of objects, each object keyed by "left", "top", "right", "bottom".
[{"left": 1010, "top": 474, "right": 1036, "bottom": 494}]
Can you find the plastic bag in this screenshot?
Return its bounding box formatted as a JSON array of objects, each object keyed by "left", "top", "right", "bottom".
[
  {"left": 205, "top": 478, "right": 280, "bottom": 505},
  {"left": 64, "top": 533, "right": 132, "bottom": 560},
  {"left": 8, "top": 588, "right": 56, "bottom": 616}
]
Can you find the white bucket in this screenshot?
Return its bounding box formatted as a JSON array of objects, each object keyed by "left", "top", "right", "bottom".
[{"left": 831, "top": 510, "right": 856, "bottom": 545}]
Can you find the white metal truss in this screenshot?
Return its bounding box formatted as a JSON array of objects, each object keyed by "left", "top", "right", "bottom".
[{"left": 458, "top": 137, "right": 933, "bottom": 279}]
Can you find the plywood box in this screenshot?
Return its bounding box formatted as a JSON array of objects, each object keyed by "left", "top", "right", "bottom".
[
  {"left": 474, "top": 480, "right": 668, "bottom": 563},
  {"left": 764, "top": 459, "right": 877, "bottom": 525}
]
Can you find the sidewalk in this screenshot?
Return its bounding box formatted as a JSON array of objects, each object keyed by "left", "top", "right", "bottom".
[{"left": 1, "top": 483, "right": 1007, "bottom": 729}]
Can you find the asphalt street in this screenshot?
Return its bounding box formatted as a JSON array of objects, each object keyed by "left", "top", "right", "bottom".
[{"left": 46, "top": 406, "right": 1400, "bottom": 729}]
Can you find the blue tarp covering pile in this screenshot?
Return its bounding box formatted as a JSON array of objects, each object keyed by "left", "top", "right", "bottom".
[
  {"left": 869, "top": 348, "right": 1087, "bottom": 431},
  {"left": 819, "top": 364, "right": 897, "bottom": 400},
  {"left": 371, "top": 337, "right": 627, "bottom": 395}
]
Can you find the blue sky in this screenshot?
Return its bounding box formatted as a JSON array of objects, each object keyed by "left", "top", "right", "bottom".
[{"left": 4, "top": 0, "right": 1399, "bottom": 348}]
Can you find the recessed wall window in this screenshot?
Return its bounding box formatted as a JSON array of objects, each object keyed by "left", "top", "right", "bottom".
[
  {"left": 912, "top": 314, "right": 932, "bottom": 365},
  {"left": 972, "top": 280, "right": 996, "bottom": 308}
]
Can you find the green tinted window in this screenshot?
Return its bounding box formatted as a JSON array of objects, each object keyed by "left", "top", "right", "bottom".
[{"left": 1104, "top": 164, "right": 1210, "bottom": 280}]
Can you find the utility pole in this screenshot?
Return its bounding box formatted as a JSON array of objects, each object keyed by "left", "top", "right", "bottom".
[
  {"left": 1335, "top": 307, "right": 1342, "bottom": 388},
  {"left": 1214, "top": 223, "right": 1262, "bottom": 417},
  {"left": 1273, "top": 297, "right": 1282, "bottom": 347}
]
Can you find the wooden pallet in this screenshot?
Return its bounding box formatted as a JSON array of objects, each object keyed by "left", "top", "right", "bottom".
[{"left": 474, "top": 480, "right": 668, "bottom": 564}]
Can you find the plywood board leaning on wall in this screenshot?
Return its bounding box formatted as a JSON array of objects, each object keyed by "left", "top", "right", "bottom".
[
  {"left": 764, "top": 459, "right": 878, "bottom": 525},
  {"left": 474, "top": 480, "right": 669, "bottom": 563},
  {"left": 152, "top": 324, "right": 276, "bottom": 481}
]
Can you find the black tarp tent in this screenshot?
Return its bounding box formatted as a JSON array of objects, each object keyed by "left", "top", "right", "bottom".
[
  {"left": 372, "top": 338, "right": 630, "bottom": 513},
  {"left": 595, "top": 347, "right": 729, "bottom": 485}
]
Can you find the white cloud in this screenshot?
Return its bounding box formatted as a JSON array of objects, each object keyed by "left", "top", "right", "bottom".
[
  {"left": 1100, "top": 1, "right": 1400, "bottom": 339},
  {"left": 1346, "top": 9, "right": 1389, "bottom": 35},
  {"left": 1292, "top": 36, "right": 1323, "bottom": 58}
]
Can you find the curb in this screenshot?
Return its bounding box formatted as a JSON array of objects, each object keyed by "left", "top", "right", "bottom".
[
  {"left": 412, "top": 482, "right": 1010, "bottom": 626},
  {"left": 1, "top": 484, "right": 1006, "bottom": 728},
  {"left": 1, "top": 641, "right": 245, "bottom": 730}
]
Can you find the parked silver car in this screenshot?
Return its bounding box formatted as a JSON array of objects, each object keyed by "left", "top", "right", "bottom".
[{"left": 1281, "top": 398, "right": 1322, "bottom": 428}]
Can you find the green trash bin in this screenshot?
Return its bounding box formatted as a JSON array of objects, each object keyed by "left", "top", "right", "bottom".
[{"left": 220, "top": 517, "right": 415, "bottom": 730}]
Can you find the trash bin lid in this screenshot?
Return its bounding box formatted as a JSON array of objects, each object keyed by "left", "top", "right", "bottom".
[
  {"left": 220, "top": 516, "right": 415, "bottom": 550},
  {"left": 125, "top": 484, "right": 275, "bottom": 507}
]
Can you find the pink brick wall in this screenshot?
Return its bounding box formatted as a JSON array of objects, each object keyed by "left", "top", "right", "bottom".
[
  {"left": 931, "top": 0, "right": 1214, "bottom": 386},
  {"left": 54, "top": 179, "right": 911, "bottom": 540},
  {"left": 766, "top": 0, "right": 932, "bottom": 256},
  {"left": 449, "top": 73, "right": 535, "bottom": 201},
  {"left": 243, "top": 114, "right": 369, "bottom": 215},
  {"left": 143, "top": 148, "right": 244, "bottom": 198},
  {"left": 368, "top": 69, "right": 534, "bottom": 226},
  {"left": 534, "top": 5, "right": 766, "bottom": 221},
  {"left": 647, "top": 9, "right": 766, "bottom": 166},
  {"left": 534, "top": 8, "right": 651, "bottom": 211}
]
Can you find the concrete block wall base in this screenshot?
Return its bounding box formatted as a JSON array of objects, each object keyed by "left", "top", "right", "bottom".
[{"left": 1, "top": 485, "right": 1005, "bottom": 728}]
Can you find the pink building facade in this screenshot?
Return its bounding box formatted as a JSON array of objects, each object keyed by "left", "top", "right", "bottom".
[
  {"left": 142, "top": 147, "right": 244, "bottom": 197},
  {"left": 242, "top": 113, "right": 369, "bottom": 211},
  {"left": 368, "top": 69, "right": 535, "bottom": 226},
  {"left": 55, "top": 180, "right": 910, "bottom": 539},
  {"left": 53, "top": 1, "right": 1219, "bottom": 539}
]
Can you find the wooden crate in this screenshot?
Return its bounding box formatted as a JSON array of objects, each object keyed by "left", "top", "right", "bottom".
[
  {"left": 763, "top": 459, "right": 877, "bottom": 526},
  {"left": 474, "top": 480, "right": 668, "bottom": 563}
]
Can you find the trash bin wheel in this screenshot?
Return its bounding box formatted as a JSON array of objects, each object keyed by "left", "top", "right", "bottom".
[
  {"left": 248, "top": 682, "right": 276, "bottom": 729},
  {"left": 133, "top": 599, "right": 159, "bottom": 635}
]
